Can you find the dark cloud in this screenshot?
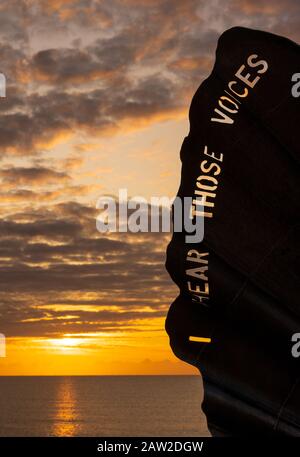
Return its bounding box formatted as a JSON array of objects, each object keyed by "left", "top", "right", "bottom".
[
  {"left": 32, "top": 33, "right": 138, "bottom": 83},
  {"left": 0, "top": 166, "right": 70, "bottom": 185},
  {"left": 32, "top": 48, "right": 106, "bottom": 83},
  {"left": 0, "top": 75, "right": 182, "bottom": 155}
]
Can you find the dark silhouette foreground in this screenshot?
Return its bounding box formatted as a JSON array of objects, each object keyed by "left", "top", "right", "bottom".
[{"left": 165, "top": 27, "right": 300, "bottom": 436}]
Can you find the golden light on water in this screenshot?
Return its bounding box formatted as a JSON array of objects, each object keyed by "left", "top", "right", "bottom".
[{"left": 52, "top": 378, "right": 78, "bottom": 437}]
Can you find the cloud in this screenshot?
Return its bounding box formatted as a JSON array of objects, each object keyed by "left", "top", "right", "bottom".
[
  {"left": 0, "top": 196, "right": 175, "bottom": 337},
  {"left": 0, "top": 76, "right": 185, "bottom": 156},
  {"left": 32, "top": 47, "right": 111, "bottom": 84},
  {"left": 0, "top": 0, "right": 299, "bottom": 341},
  {"left": 0, "top": 0, "right": 298, "bottom": 157},
  {"left": 0, "top": 166, "right": 70, "bottom": 185},
  {"left": 0, "top": 1, "right": 29, "bottom": 44}
]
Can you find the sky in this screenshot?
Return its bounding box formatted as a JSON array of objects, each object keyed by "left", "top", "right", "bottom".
[{"left": 0, "top": 0, "right": 299, "bottom": 375}]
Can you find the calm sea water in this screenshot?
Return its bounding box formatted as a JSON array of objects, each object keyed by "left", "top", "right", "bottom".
[{"left": 0, "top": 375, "right": 210, "bottom": 437}]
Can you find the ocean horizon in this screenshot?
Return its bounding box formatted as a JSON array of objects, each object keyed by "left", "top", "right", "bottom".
[{"left": 0, "top": 375, "right": 210, "bottom": 437}]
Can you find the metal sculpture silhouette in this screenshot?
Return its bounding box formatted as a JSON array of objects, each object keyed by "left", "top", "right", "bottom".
[{"left": 165, "top": 27, "right": 300, "bottom": 436}]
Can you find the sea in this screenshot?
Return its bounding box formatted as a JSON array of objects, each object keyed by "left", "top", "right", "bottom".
[{"left": 0, "top": 375, "right": 210, "bottom": 437}]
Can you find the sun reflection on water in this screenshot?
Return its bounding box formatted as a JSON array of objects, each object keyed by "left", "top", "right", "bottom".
[{"left": 52, "top": 377, "right": 79, "bottom": 436}]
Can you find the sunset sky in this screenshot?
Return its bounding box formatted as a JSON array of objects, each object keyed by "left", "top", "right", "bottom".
[{"left": 0, "top": 0, "right": 299, "bottom": 375}]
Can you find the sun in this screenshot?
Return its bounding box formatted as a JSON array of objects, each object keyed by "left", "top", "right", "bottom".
[{"left": 47, "top": 336, "right": 86, "bottom": 353}]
